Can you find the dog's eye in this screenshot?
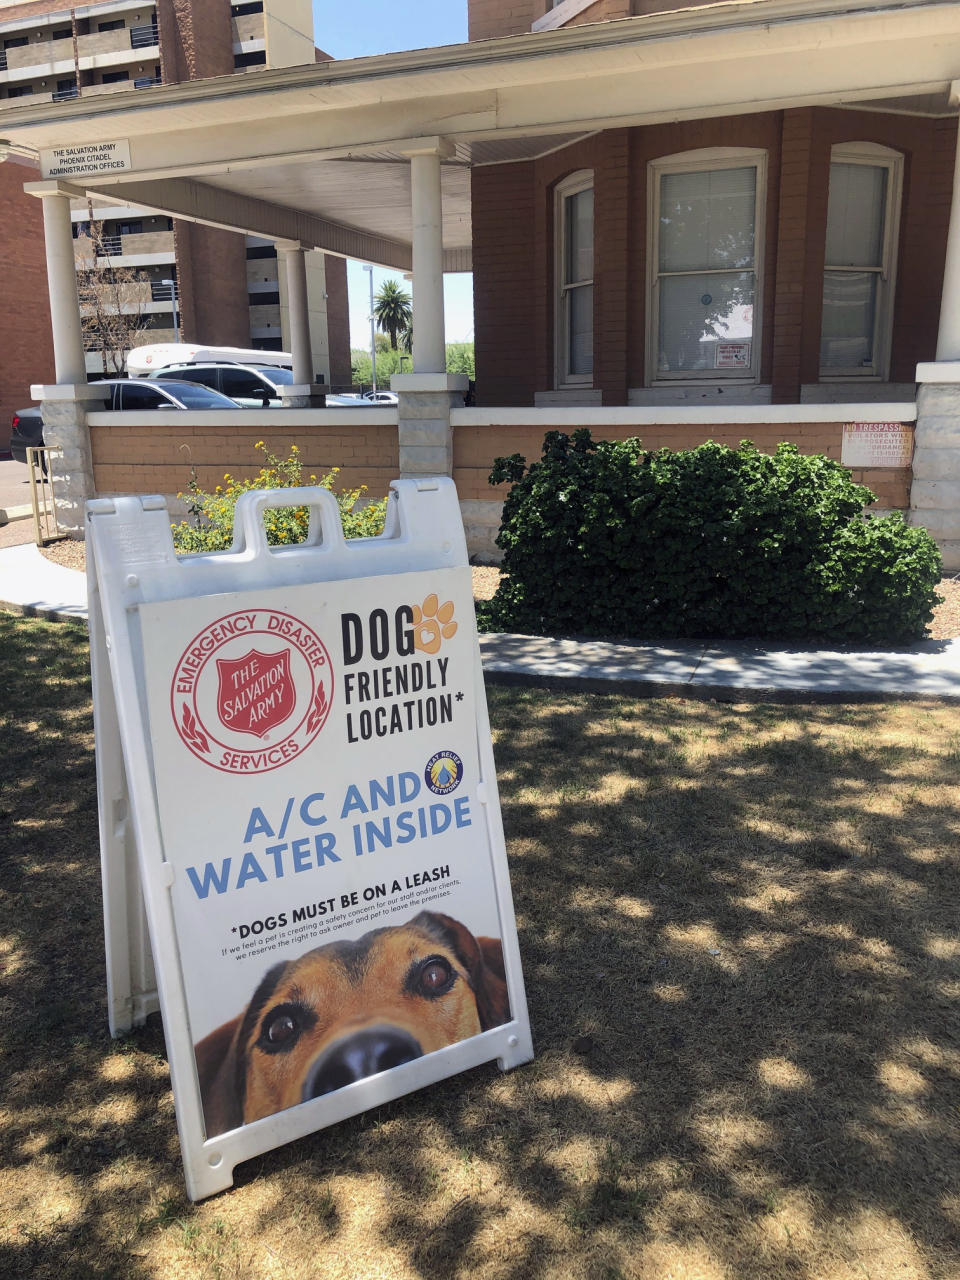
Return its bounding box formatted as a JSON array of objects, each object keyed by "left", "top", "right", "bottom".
[
  {"left": 267, "top": 1013, "right": 296, "bottom": 1043},
  {"left": 416, "top": 956, "right": 455, "bottom": 997},
  {"left": 257, "top": 1003, "right": 304, "bottom": 1053}
]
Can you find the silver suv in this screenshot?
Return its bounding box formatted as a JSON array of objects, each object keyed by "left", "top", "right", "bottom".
[{"left": 148, "top": 362, "right": 295, "bottom": 407}]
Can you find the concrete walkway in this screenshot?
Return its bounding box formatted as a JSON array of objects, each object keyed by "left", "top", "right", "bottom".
[{"left": 2, "top": 541, "right": 958, "bottom": 699}]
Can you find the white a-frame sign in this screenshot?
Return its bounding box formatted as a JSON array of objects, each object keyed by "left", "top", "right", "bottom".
[{"left": 87, "top": 479, "right": 533, "bottom": 1201}]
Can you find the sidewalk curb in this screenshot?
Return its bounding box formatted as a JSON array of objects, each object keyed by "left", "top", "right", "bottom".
[
  {"left": 0, "top": 504, "right": 32, "bottom": 525},
  {"left": 482, "top": 665, "right": 960, "bottom": 705},
  {"left": 0, "top": 598, "right": 87, "bottom": 625}
]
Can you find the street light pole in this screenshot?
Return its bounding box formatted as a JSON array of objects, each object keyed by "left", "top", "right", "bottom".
[{"left": 362, "top": 263, "right": 376, "bottom": 393}]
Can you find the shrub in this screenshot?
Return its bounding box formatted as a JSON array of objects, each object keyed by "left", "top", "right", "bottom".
[
  {"left": 479, "top": 430, "right": 942, "bottom": 644},
  {"left": 171, "top": 441, "right": 387, "bottom": 553}
]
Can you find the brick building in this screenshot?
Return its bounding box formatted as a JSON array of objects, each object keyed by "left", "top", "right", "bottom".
[
  {"left": 0, "top": 0, "right": 349, "bottom": 415},
  {"left": 468, "top": 0, "right": 954, "bottom": 410},
  {"left": 0, "top": 150, "right": 54, "bottom": 441},
  {"left": 5, "top": 0, "right": 960, "bottom": 570}
]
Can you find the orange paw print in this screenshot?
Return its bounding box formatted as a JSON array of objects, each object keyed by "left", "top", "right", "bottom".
[{"left": 412, "top": 593, "right": 457, "bottom": 654}]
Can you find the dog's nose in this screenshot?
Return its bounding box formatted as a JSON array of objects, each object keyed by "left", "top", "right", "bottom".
[{"left": 304, "top": 1026, "right": 423, "bottom": 1099}]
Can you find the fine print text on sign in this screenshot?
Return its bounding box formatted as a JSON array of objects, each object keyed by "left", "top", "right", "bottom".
[
  {"left": 841, "top": 422, "right": 914, "bottom": 470},
  {"left": 40, "top": 138, "right": 131, "bottom": 180},
  {"left": 715, "top": 341, "right": 751, "bottom": 369}
]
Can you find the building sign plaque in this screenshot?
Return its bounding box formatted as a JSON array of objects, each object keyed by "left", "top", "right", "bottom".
[
  {"left": 40, "top": 139, "right": 131, "bottom": 180},
  {"left": 715, "top": 341, "right": 751, "bottom": 369},
  {"left": 841, "top": 422, "right": 914, "bottom": 469}
]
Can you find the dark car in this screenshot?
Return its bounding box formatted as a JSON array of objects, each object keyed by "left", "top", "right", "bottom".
[
  {"left": 10, "top": 378, "right": 240, "bottom": 463},
  {"left": 146, "top": 362, "right": 296, "bottom": 407}
]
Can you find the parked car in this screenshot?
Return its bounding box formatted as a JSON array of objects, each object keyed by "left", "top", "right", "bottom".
[
  {"left": 9, "top": 379, "right": 240, "bottom": 463},
  {"left": 361, "top": 390, "right": 399, "bottom": 404},
  {"left": 127, "top": 342, "right": 293, "bottom": 377},
  {"left": 147, "top": 362, "right": 296, "bottom": 407}
]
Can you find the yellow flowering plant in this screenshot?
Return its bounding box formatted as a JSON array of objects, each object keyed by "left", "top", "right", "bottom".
[{"left": 171, "top": 441, "right": 387, "bottom": 553}]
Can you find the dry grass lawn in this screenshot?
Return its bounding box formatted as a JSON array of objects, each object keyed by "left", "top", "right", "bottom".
[{"left": 1, "top": 612, "right": 959, "bottom": 1280}]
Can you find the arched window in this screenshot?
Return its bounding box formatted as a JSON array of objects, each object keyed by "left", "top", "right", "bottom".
[
  {"left": 554, "top": 170, "right": 594, "bottom": 388},
  {"left": 647, "top": 148, "right": 766, "bottom": 383},
  {"left": 820, "top": 143, "right": 903, "bottom": 381}
]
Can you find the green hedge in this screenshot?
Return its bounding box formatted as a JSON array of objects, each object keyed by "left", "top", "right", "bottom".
[{"left": 479, "top": 430, "right": 942, "bottom": 645}]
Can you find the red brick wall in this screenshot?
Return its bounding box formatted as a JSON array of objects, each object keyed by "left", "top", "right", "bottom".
[
  {"left": 468, "top": 0, "right": 742, "bottom": 40},
  {"left": 453, "top": 420, "right": 911, "bottom": 511},
  {"left": 471, "top": 109, "right": 952, "bottom": 406},
  {"left": 156, "top": 0, "right": 235, "bottom": 82},
  {"left": 469, "top": 0, "right": 541, "bottom": 41},
  {"left": 565, "top": 1, "right": 631, "bottom": 27},
  {"left": 324, "top": 255, "right": 351, "bottom": 389},
  {"left": 91, "top": 419, "right": 399, "bottom": 499},
  {"left": 156, "top": 0, "right": 250, "bottom": 347},
  {"left": 173, "top": 222, "right": 250, "bottom": 346},
  {"left": 473, "top": 162, "right": 538, "bottom": 405},
  {"left": 0, "top": 157, "right": 53, "bottom": 450}
]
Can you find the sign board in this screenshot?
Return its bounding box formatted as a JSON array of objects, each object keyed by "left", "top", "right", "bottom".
[
  {"left": 40, "top": 138, "right": 131, "bottom": 180},
  {"left": 87, "top": 480, "right": 532, "bottom": 1201},
  {"left": 841, "top": 421, "right": 914, "bottom": 469},
  {"left": 715, "top": 341, "right": 751, "bottom": 369}
]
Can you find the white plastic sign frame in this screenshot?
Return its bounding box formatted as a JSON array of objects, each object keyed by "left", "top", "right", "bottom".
[{"left": 87, "top": 478, "right": 533, "bottom": 1201}]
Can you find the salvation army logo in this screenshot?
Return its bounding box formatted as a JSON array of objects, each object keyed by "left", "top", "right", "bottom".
[
  {"left": 425, "top": 749, "right": 463, "bottom": 796},
  {"left": 171, "top": 609, "right": 333, "bottom": 774},
  {"left": 216, "top": 649, "right": 295, "bottom": 738}
]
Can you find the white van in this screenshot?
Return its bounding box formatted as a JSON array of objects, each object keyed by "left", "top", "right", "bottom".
[{"left": 127, "top": 343, "right": 293, "bottom": 377}]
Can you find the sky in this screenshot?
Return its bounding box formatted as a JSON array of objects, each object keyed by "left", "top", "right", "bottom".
[{"left": 311, "top": 3, "right": 474, "bottom": 350}]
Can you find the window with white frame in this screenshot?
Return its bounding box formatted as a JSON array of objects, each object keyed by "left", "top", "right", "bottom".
[
  {"left": 648, "top": 149, "right": 765, "bottom": 381},
  {"left": 555, "top": 170, "right": 594, "bottom": 387},
  {"left": 819, "top": 144, "right": 902, "bottom": 380}
]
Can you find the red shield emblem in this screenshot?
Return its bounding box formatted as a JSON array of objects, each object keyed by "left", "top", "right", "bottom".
[{"left": 215, "top": 648, "right": 296, "bottom": 739}]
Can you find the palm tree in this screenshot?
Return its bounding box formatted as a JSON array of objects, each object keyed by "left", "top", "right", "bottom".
[{"left": 374, "top": 279, "right": 412, "bottom": 351}]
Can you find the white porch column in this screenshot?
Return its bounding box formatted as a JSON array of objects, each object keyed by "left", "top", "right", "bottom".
[
  {"left": 391, "top": 138, "right": 467, "bottom": 479},
  {"left": 276, "top": 239, "right": 326, "bottom": 407},
  {"left": 912, "top": 104, "right": 960, "bottom": 571},
  {"left": 25, "top": 180, "right": 107, "bottom": 536},
  {"left": 277, "top": 242, "right": 312, "bottom": 385},
  {"left": 407, "top": 143, "right": 448, "bottom": 374},
  {"left": 40, "top": 187, "right": 87, "bottom": 385}
]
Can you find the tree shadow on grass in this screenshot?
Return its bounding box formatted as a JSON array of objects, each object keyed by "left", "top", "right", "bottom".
[{"left": 1, "top": 619, "right": 959, "bottom": 1279}]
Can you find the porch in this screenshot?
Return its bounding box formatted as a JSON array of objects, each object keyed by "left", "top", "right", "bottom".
[{"left": 0, "top": 0, "right": 958, "bottom": 564}]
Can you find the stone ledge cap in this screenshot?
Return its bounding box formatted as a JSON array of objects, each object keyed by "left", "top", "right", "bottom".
[
  {"left": 916, "top": 361, "right": 960, "bottom": 384},
  {"left": 391, "top": 373, "right": 469, "bottom": 392},
  {"left": 30, "top": 383, "right": 111, "bottom": 402}
]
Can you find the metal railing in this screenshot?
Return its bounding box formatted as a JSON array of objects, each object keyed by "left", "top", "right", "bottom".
[
  {"left": 0, "top": 52, "right": 7, "bottom": 71},
  {"left": 129, "top": 22, "right": 159, "bottom": 49},
  {"left": 134, "top": 75, "right": 161, "bottom": 89},
  {"left": 52, "top": 85, "right": 79, "bottom": 102},
  {"left": 27, "top": 447, "right": 63, "bottom": 546},
  {"left": 96, "top": 235, "right": 123, "bottom": 256},
  {"left": 150, "top": 279, "right": 178, "bottom": 302}
]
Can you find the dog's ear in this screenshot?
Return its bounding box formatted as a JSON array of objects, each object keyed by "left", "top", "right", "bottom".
[
  {"left": 416, "top": 912, "right": 511, "bottom": 1031},
  {"left": 474, "top": 934, "right": 510, "bottom": 1028},
  {"left": 194, "top": 1016, "right": 244, "bottom": 1138}
]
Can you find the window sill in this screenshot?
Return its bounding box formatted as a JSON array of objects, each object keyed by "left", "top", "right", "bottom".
[
  {"left": 535, "top": 388, "right": 602, "bottom": 407},
  {"left": 800, "top": 382, "right": 915, "bottom": 404},
  {"left": 630, "top": 384, "right": 772, "bottom": 406}
]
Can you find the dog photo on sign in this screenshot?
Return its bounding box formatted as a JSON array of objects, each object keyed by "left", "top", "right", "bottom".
[{"left": 194, "top": 910, "right": 510, "bottom": 1137}]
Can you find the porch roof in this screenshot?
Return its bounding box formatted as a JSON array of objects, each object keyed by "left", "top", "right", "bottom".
[{"left": 1, "top": 0, "right": 959, "bottom": 269}]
